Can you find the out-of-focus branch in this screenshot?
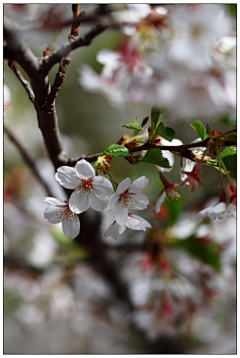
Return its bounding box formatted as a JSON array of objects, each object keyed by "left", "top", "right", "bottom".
[
  {"left": 8, "top": 60, "right": 35, "bottom": 104},
  {"left": 4, "top": 255, "right": 44, "bottom": 277},
  {"left": 4, "top": 123, "right": 54, "bottom": 197},
  {"left": 40, "top": 24, "right": 107, "bottom": 76}
]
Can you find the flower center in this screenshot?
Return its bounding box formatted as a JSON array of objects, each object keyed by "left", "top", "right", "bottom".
[
  {"left": 80, "top": 179, "right": 93, "bottom": 195},
  {"left": 120, "top": 193, "right": 138, "bottom": 208},
  {"left": 56, "top": 205, "right": 75, "bottom": 222}
]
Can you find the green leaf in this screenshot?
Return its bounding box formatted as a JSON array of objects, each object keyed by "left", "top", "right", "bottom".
[
  {"left": 142, "top": 148, "right": 171, "bottom": 168},
  {"left": 122, "top": 123, "right": 144, "bottom": 131},
  {"left": 156, "top": 122, "right": 175, "bottom": 141},
  {"left": 220, "top": 115, "right": 236, "bottom": 127},
  {"left": 220, "top": 146, "right": 236, "bottom": 179},
  {"left": 103, "top": 144, "right": 130, "bottom": 157},
  {"left": 190, "top": 120, "right": 210, "bottom": 140},
  {"left": 220, "top": 146, "right": 236, "bottom": 158},
  {"left": 151, "top": 107, "right": 165, "bottom": 130}
]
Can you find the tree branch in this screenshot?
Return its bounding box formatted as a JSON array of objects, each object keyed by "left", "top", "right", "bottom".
[
  {"left": 40, "top": 24, "right": 107, "bottom": 76},
  {"left": 66, "top": 138, "right": 212, "bottom": 166},
  {"left": 4, "top": 123, "right": 54, "bottom": 197},
  {"left": 4, "top": 11, "right": 134, "bottom": 314},
  {"left": 8, "top": 60, "right": 35, "bottom": 104},
  {"left": 46, "top": 5, "right": 84, "bottom": 112}
]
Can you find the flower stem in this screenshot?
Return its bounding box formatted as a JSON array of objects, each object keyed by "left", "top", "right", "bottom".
[
  {"left": 124, "top": 133, "right": 148, "bottom": 144},
  {"left": 100, "top": 164, "right": 118, "bottom": 191}
]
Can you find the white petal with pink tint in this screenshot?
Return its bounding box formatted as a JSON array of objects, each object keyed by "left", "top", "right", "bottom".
[{"left": 43, "top": 197, "right": 80, "bottom": 239}]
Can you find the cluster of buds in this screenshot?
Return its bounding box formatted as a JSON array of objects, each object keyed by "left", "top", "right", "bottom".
[{"left": 95, "top": 154, "right": 112, "bottom": 174}]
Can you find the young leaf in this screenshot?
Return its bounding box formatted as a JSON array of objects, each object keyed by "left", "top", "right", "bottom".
[
  {"left": 151, "top": 107, "right": 165, "bottom": 130},
  {"left": 142, "top": 148, "right": 171, "bottom": 168},
  {"left": 156, "top": 122, "right": 175, "bottom": 141},
  {"left": 122, "top": 123, "right": 144, "bottom": 131},
  {"left": 220, "top": 146, "right": 236, "bottom": 158},
  {"left": 208, "top": 146, "right": 236, "bottom": 178},
  {"left": 190, "top": 121, "right": 210, "bottom": 140},
  {"left": 103, "top": 144, "right": 130, "bottom": 157},
  {"left": 220, "top": 146, "right": 236, "bottom": 179}
]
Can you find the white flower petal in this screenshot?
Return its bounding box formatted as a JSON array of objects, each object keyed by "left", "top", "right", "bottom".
[
  {"left": 62, "top": 214, "right": 80, "bottom": 239},
  {"left": 197, "top": 202, "right": 236, "bottom": 222},
  {"left": 124, "top": 217, "right": 140, "bottom": 230},
  {"left": 75, "top": 159, "right": 95, "bottom": 180},
  {"left": 69, "top": 190, "right": 90, "bottom": 214},
  {"left": 116, "top": 177, "right": 131, "bottom": 195},
  {"left": 104, "top": 222, "right": 126, "bottom": 240},
  {"left": 161, "top": 138, "right": 183, "bottom": 147},
  {"left": 115, "top": 201, "right": 129, "bottom": 226},
  {"left": 131, "top": 214, "right": 152, "bottom": 230},
  {"left": 107, "top": 193, "right": 119, "bottom": 211},
  {"left": 92, "top": 175, "right": 113, "bottom": 195},
  {"left": 180, "top": 158, "right": 195, "bottom": 181},
  {"left": 43, "top": 197, "right": 65, "bottom": 206},
  {"left": 55, "top": 166, "right": 80, "bottom": 189},
  {"left": 130, "top": 193, "right": 149, "bottom": 210},
  {"left": 90, "top": 193, "right": 108, "bottom": 211},
  {"left": 160, "top": 151, "right": 174, "bottom": 173},
  {"left": 125, "top": 214, "right": 151, "bottom": 231},
  {"left": 129, "top": 176, "right": 149, "bottom": 194},
  {"left": 44, "top": 206, "right": 62, "bottom": 223},
  {"left": 155, "top": 191, "right": 166, "bottom": 213}
]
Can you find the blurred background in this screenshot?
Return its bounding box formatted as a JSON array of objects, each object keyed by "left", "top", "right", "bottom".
[{"left": 4, "top": 4, "right": 236, "bottom": 354}]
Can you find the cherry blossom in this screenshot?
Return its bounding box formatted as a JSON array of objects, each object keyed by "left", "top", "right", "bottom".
[
  {"left": 181, "top": 163, "right": 205, "bottom": 192},
  {"left": 107, "top": 176, "right": 149, "bottom": 226},
  {"left": 79, "top": 43, "right": 153, "bottom": 105},
  {"left": 43, "top": 197, "right": 80, "bottom": 239},
  {"left": 168, "top": 4, "right": 231, "bottom": 71},
  {"left": 55, "top": 159, "right": 113, "bottom": 214},
  {"left": 104, "top": 213, "right": 151, "bottom": 240},
  {"left": 196, "top": 202, "right": 236, "bottom": 221},
  {"left": 180, "top": 140, "right": 206, "bottom": 182}
]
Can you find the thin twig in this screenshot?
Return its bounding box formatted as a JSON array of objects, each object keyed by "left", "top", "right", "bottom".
[
  {"left": 8, "top": 60, "right": 35, "bottom": 104},
  {"left": 4, "top": 123, "right": 54, "bottom": 197},
  {"left": 40, "top": 24, "right": 107, "bottom": 76},
  {"left": 46, "top": 5, "right": 84, "bottom": 112},
  {"left": 66, "top": 138, "right": 211, "bottom": 166}
]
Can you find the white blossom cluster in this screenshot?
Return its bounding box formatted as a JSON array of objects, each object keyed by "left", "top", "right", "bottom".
[
  {"left": 79, "top": 4, "right": 236, "bottom": 119},
  {"left": 43, "top": 159, "right": 151, "bottom": 239}
]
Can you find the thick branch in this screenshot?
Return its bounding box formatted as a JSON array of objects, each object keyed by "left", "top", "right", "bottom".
[
  {"left": 4, "top": 123, "right": 54, "bottom": 197},
  {"left": 4, "top": 12, "right": 133, "bottom": 313}
]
